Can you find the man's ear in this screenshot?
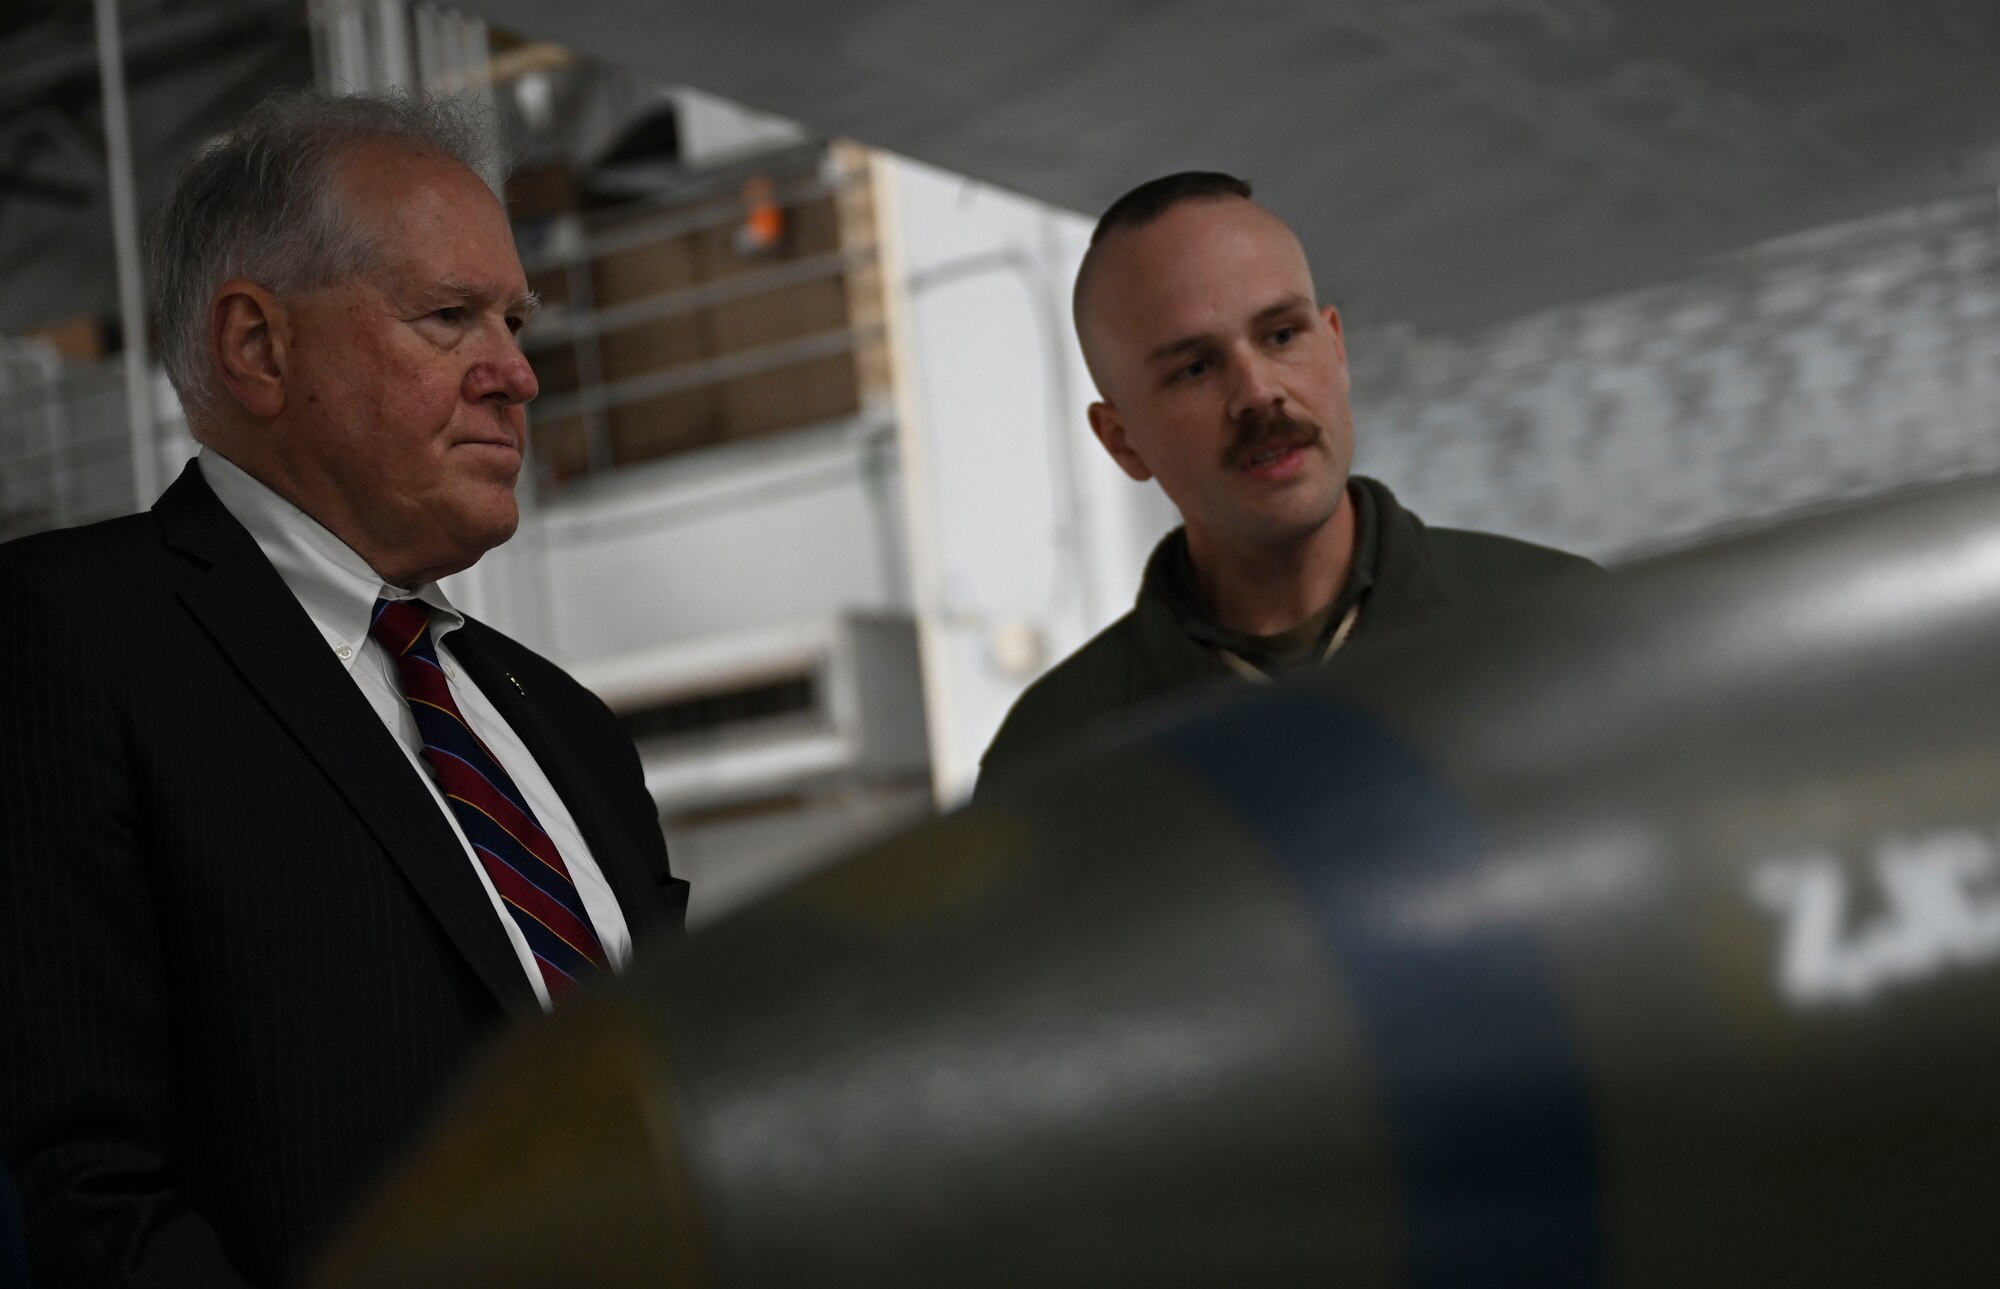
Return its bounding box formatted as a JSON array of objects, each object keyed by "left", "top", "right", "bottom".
[
  {"left": 1322, "top": 303, "right": 1347, "bottom": 364},
  {"left": 211, "top": 280, "right": 288, "bottom": 420},
  {"left": 1088, "top": 401, "right": 1153, "bottom": 483}
]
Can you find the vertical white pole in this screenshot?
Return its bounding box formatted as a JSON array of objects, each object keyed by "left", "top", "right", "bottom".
[
  {"left": 373, "top": 0, "right": 413, "bottom": 90},
  {"left": 93, "top": 0, "right": 157, "bottom": 509},
  {"left": 413, "top": 4, "right": 441, "bottom": 90},
  {"left": 871, "top": 154, "right": 967, "bottom": 806}
]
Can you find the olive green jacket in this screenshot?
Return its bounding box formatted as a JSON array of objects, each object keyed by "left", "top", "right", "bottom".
[{"left": 976, "top": 476, "right": 1599, "bottom": 792}]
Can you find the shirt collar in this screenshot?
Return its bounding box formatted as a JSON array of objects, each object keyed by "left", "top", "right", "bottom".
[
  {"left": 1161, "top": 479, "right": 1380, "bottom": 660},
  {"left": 197, "top": 448, "right": 465, "bottom": 669}
]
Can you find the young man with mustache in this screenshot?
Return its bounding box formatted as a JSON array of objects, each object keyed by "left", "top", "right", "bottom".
[{"left": 978, "top": 172, "right": 1596, "bottom": 788}]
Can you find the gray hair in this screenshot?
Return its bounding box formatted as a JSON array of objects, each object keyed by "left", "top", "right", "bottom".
[{"left": 150, "top": 89, "right": 503, "bottom": 426}]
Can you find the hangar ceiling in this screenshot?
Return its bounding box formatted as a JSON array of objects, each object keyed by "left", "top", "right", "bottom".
[
  {"left": 456, "top": 0, "right": 2000, "bottom": 329},
  {"left": 0, "top": 0, "right": 1996, "bottom": 335}
]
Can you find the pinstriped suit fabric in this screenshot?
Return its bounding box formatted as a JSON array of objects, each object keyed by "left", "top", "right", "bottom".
[{"left": 0, "top": 464, "right": 686, "bottom": 1287}]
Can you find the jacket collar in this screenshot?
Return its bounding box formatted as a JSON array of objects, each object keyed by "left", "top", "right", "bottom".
[
  {"left": 194, "top": 447, "right": 470, "bottom": 673},
  {"left": 1124, "top": 475, "right": 1445, "bottom": 702},
  {"left": 1346, "top": 474, "right": 1449, "bottom": 636}
]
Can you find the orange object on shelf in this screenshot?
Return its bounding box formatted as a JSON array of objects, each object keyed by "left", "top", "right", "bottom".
[{"left": 736, "top": 175, "right": 785, "bottom": 254}]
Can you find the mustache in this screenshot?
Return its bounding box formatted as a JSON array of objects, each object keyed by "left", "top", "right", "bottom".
[{"left": 1224, "top": 408, "right": 1322, "bottom": 468}]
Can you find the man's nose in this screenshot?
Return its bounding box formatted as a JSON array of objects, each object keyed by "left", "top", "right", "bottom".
[
  {"left": 466, "top": 324, "right": 540, "bottom": 406},
  {"left": 1224, "top": 351, "right": 1285, "bottom": 422}
]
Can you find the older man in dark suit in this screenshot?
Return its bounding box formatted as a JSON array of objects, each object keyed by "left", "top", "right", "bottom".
[{"left": 0, "top": 91, "right": 687, "bottom": 1287}]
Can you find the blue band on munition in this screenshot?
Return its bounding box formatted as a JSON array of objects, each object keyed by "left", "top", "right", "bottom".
[{"left": 1149, "top": 690, "right": 1604, "bottom": 1288}]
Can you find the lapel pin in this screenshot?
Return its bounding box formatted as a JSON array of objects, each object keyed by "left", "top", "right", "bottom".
[{"left": 506, "top": 671, "right": 527, "bottom": 697}]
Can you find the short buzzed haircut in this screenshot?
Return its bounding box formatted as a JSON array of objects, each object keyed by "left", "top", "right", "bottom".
[
  {"left": 1074, "top": 172, "right": 1258, "bottom": 394},
  {"left": 1090, "top": 171, "right": 1253, "bottom": 246},
  {"left": 149, "top": 89, "right": 499, "bottom": 427}
]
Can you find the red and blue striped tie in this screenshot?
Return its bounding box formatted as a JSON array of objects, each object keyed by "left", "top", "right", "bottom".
[{"left": 370, "top": 597, "right": 607, "bottom": 997}]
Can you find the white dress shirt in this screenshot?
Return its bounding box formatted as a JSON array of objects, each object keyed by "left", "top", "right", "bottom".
[{"left": 199, "top": 449, "right": 631, "bottom": 1011}]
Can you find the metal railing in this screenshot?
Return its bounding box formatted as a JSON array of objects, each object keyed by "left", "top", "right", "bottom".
[
  {"left": 514, "top": 145, "right": 887, "bottom": 486},
  {"left": 1, "top": 347, "right": 157, "bottom": 540}
]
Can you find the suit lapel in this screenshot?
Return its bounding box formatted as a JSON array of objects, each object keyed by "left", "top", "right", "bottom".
[
  {"left": 155, "top": 465, "right": 539, "bottom": 1015},
  {"left": 449, "top": 625, "right": 669, "bottom": 941}
]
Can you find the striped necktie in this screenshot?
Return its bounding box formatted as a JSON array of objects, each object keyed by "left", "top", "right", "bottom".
[{"left": 369, "top": 597, "right": 607, "bottom": 997}]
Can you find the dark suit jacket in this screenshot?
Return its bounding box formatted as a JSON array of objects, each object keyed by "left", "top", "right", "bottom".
[{"left": 0, "top": 461, "right": 687, "bottom": 1287}]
